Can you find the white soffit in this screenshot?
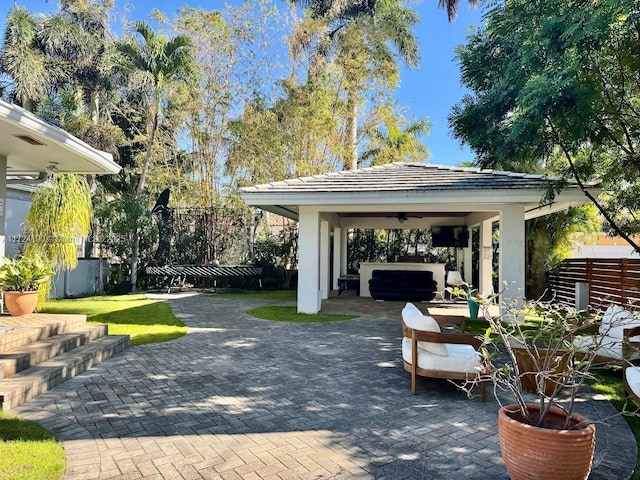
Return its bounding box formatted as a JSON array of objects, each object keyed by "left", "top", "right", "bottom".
[{"left": 0, "top": 100, "right": 120, "bottom": 175}]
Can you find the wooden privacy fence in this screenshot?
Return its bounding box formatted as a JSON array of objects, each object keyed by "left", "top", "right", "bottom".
[{"left": 548, "top": 258, "right": 640, "bottom": 309}]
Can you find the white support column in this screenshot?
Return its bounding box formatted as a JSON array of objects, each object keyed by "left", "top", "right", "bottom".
[
  {"left": 332, "top": 227, "right": 341, "bottom": 290},
  {"left": 319, "top": 220, "right": 330, "bottom": 300},
  {"left": 0, "top": 156, "right": 6, "bottom": 258},
  {"left": 340, "top": 228, "right": 348, "bottom": 276},
  {"left": 463, "top": 246, "right": 472, "bottom": 286},
  {"left": 298, "top": 206, "right": 321, "bottom": 313},
  {"left": 479, "top": 220, "right": 493, "bottom": 297},
  {"left": 499, "top": 204, "right": 526, "bottom": 308}
]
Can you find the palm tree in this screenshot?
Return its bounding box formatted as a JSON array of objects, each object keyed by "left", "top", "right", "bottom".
[
  {"left": 117, "top": 21, "right": 196, "bottom": 290},
  {"left": 56, "top": 0, "right": 115, "bottom": 124},
  {"left": 290, "top": 0, "right": 420, "bottom": 170},
  {"left": 438, "top": 0, "right": 479, "bottom": 21},
  {"left": 0, "top": 6, "right": 53, "bottom": 111},
  {"left": 360, "top": 112, "right": 431, "bottom": 166},
  {"left": 1, "top": 2, "right": 111, "bottom": 119}
]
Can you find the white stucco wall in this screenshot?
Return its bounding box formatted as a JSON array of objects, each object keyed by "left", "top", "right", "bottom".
[{"left": 5, "top": 186, "right": 33, "bottom": 258}]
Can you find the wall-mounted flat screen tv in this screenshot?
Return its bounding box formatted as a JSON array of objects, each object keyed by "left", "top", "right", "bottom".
[{"left": 431, "top": 226, "right": 469, "bottom": 248}]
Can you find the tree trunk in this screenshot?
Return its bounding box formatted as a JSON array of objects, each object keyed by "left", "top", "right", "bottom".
[
  {"left": 130, "top": 224, "right": 141, "bottom": 293},
  {"left": 344, "top": 90, "right": 358, "bottom": 171},
  {"left": 130, "top": 103, "right": 160, "bottom": 292},
  {"left": 90, "top": 90, "right": 100, "bottom": 125}
]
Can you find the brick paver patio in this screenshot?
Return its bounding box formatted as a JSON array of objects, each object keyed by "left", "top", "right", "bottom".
[{"left": 15, "top": 292, "right": 636, "bottom": 479}]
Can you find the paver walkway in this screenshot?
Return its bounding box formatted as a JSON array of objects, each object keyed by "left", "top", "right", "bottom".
[{"left": 15, "top": 293, "right": 636, "bottom": 479}]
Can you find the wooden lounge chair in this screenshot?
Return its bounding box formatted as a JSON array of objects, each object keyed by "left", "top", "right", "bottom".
[
  {"left": 623, "top": 326, "right": 640, "bottom": 404},
  {"left": 401, "top": 303, "right": 486, "bottom": 401}
]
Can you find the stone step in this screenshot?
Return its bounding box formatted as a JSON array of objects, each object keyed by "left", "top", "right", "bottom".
[
  {"left": 0, "top": 334, "right": 129, "bottom": 411},
  {"left": 0, "top": 325, "right": 109, "bottom": 379},
  {"left": 0, "top": 314, "right": 87, "bottom": 353}
]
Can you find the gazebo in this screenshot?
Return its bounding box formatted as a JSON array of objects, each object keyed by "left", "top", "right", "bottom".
[
  {"left": 241, "top": 163, "right": 600, "bottom": 314},
  {"left": 0, "top": 100, "right": 121, "bottom": 257}
]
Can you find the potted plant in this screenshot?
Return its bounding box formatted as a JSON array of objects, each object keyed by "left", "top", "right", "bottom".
[
  {"left": 454, "top": 287, "right": 631, "bottom": 480},
  {"left": 0, "top": 256, "right": 54, "bottom": 316}
]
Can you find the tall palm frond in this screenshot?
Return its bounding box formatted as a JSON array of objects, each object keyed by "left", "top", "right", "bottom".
[
  {"left": 0, "top": 6, "right": 50, "bottom": 109},
  {"left": 438, "top": 0, "right": 479, "bottom": 21}
]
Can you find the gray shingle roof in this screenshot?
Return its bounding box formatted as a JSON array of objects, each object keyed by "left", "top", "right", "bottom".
[{"left": 241, "top": 163, "right": 586, "bottom": 194}]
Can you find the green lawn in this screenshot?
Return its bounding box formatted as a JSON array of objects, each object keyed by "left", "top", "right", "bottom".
[
  {"left": 43, "top": 294, "right": 187, "bottom": 346},
  {"left": 206, "top": 290, "right": 355, "bottom": 322},
  {"left": 205, "top": 289, "right": 297, "bottom": 302},
  {"left": 248, "top": 305, "right": 356, "bottom": 322},
  {"left": 0, "top": 411, "right": 64, "bottom": 480},
  {"left": 589, "top": 369, "right": 640, "bottom": 479}
]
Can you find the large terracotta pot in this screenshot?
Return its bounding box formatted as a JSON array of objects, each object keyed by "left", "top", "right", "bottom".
[
  {"left": 4, "top": 291, "right": 39, "bottom": 316},
  {"left": 498, "top": 403, "right": 595, "bottom": 480}
]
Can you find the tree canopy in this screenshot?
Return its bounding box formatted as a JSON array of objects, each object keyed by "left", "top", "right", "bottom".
[{"left": 449, "top": 0, "right": 640, "bottom": 250}]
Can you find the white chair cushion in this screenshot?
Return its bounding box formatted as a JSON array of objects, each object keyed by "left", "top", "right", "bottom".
[
  {"left": 601, "top": 305, "right": 624, "bottom": 329},
  {"left": 403, "top": 302, "right": 423, "bottom": 316},
  {"left": 573, "top": 335, "right": 624, "bottom": 360},
  {"left": 572, "top": 334, "right": 640, "bottom": 360},
  {"left": 626, "top": 367, "right": 640, "bottom": 397},
  {"left": 402, "top": 303, "right": 447, "bottom": 356},
  {"left": 402, "top": 337, "right": 479, "bottom": 374},
  {"left": 599, "top": 306, "right": 640, "bottom": 338}
]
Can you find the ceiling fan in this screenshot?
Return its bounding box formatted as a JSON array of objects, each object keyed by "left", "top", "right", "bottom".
[{"left": 396, "top": 212, "right": 424, "bottom": 223}]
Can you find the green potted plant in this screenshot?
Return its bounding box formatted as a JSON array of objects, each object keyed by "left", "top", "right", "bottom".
[
  {"left": 453, "top": 287, "right": 633, "bottom": 480},
  {"left": 0, "top": 256, "right": 54, "bottom": 315}
]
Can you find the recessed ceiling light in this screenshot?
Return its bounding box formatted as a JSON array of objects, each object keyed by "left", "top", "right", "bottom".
[{"left": 12, "top": 134, "right": 46, "bottom": 146}]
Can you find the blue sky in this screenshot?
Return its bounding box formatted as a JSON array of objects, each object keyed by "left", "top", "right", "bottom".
[{"left": 1, "top": 1, "right": 484, "bottom": 166}]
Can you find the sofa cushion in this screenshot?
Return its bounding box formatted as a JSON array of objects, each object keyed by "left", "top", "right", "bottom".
[
  {"left": 402, "top": 337, "right": 479, "bottom": 374},
  {"left": 601, "top": 305, "right": 624, "bottom": 329},
  {"left": 369, "top": 270, "right": 438, "bottom": 301},
  {"left": 572, "top": 334, "right": 640, "bottom": 360},
  {"left": 402, "top": 303, "right": 447, "bottom": 356},
  {"left": 598, "top": 306, "right": 640, "bottom": 339}
]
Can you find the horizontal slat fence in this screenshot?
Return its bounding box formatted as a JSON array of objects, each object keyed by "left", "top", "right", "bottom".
[{"left": 549, "top": 258, "right": 640, "bottom": 309}]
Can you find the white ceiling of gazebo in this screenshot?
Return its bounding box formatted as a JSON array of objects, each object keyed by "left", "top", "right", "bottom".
[{"left": 0, "top": 100, "right": 120, "bottom": 177}]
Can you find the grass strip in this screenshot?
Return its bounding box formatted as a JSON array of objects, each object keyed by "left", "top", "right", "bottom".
[
  {"left": 248, "top": 305, "right": 356, "bottom": 323},
  {"left": 588, "top": 369, "right": 640, "bottom": 479},
  {"left": 0, "top": 411, "right": 64, "bottom": 480},
  {"left": 205, "top": 290, "right": 297, "bottom": 302},
  {"left": 43, "top": 294, "right": 186, "bottom": 346}
]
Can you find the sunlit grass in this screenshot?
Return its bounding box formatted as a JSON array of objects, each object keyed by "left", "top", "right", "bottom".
[
  {"left": 205, "top": 289, "right": 297, "bottom": 302},
  {"left": 43, "top": 294, "right": 186, "bottom": 346},
  {"left": 248, "top": 305, "right": 356, "bottom": 323},
  {"left": 589, "top": 369, "right": 640, "bottom": 480},
  {"left": 0, "top": 410, "right": 64, "bottom": 480}
]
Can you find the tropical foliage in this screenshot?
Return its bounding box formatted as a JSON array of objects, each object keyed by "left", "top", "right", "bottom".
[
  {"left": 0, "top": 256, "right": 54, "bottom": 292},
  {"left": 0, "top": 0, "right": 435, "bottom": 288},
  {"left": 22, "top": 174, "right": 92, "bottom": 305},
  {"left": 450, "top": 0, "right": 640, "bottom": 253}
]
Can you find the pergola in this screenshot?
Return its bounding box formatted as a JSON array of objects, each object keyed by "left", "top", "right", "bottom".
[
  {"left": 0, "top": 100, "right": 121, "bottom": 256},
  {"left": 241, "top": 163, "right": 600, "bottom": 314}
]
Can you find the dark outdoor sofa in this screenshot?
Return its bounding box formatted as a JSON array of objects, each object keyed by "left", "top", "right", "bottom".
[{"left": 368, "top": 269, "right": 438, "bottom": 301}]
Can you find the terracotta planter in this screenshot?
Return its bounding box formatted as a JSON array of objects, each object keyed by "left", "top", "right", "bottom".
[
  {"left": 4, "top": 291, "right": 39, "bottom": 316},
  {"left": 498, "top": 403, "right": 595, "bottom": 480}
]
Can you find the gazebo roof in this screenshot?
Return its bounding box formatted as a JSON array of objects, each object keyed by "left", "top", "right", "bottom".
[
  {"left": 241, "top": 163, "right": 593, "bottom": 194},
  {"left": 241, "top": 163, "right": 599, "bottom": 222}
]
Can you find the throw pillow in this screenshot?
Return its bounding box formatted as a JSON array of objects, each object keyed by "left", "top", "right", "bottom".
[{"left": 402, "top": 303, "right": 448, "bottom": 356}]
